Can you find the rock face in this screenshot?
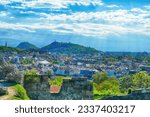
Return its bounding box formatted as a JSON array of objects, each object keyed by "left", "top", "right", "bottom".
[
  {"left": 24, "top": 75, "right": 93, "bottom": 100},
  {"left": 102, "top": 89, "right": 150, "bottom": 100}
]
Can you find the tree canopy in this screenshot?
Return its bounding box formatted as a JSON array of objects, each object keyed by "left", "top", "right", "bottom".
[{"left": 93, "top": 72, "right": 120, "bottom": 99}]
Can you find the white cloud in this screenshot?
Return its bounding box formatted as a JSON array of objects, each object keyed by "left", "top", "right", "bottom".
[
  {"left": 0, "top": 11, "right": 9, "bottom": 17},
  {"left": 0, "top": 22, "right": 36, "bottom": 32},
  {"left": 144, "top": 5, "right": 150, "bottom": 9},
  {"left": 0, "top": 20, "right": 149, "bottom": 38},
  {"left": 106, "top": 5, "right": 119, "bottom": 8},
  {"left": 0, "top": 0, "right": 103, "bottom": 9},
  {"left": 38, "top": 9, "right": 150, "bottom": 28},
  {"left": 0, "top": 1, "right": 150, "bottom": 38}
]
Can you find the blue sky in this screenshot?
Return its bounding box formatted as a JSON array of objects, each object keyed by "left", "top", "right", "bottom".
[{"left": 0, "top": 0, "right": 150, "bottom": 52}]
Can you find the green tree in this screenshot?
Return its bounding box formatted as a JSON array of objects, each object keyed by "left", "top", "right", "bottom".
[
  {"left": 119, "top": 72, "right": 150, "bottom": 94},
  {"left": 21, "top": 59, "right": 33, "bottom": 64},
  {"left": 119, "top": 75, "right": 134, "bottom": 93},
  {"left": 133, "top": 72, "right": 150, "bottom": 89},
  {"left": 24, "top": 69, "right": 38, "bottom": 76},
  {"left": 24, "top": 69, "right": 39, "bottom": 83},
  {"left": 0, "top": 64, "right": 23, "bottom": 84},
  {"left": 48, "top": 70, "right": 52, "bottom": 78},
  {"left": 95, "top": 78, "right": 120, "bottom": 96},
  {"left": 93, "top": 72, "right": 108, "bottom": 84},
  {"left": 93, "top": 72, "right": 120, "bottom": 99}
]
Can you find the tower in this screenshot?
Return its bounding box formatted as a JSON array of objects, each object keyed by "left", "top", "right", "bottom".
[{"left": 5, "top": 42, "right": 7, "bottom": 47}]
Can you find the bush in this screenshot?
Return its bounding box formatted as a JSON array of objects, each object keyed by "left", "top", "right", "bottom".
[
  {"left": 49, "top": 76, "right": 63, "bottom": 86},
  {"left": 93, "top": 72, "right": 108, "bottom": 84},
  {"left": 128, "top": 88, "right": 132, "bottom": 94},
  {"left": 24, "top": 69, "right": 40, "bottom": 83},
  {"left": 93, "top": 72, "right": 121, "bottom": 99},
  {"left": 0, "top": 64, "right": 23, "bottom": 83}
]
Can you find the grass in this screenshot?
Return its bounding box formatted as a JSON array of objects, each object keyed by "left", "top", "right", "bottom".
[
  {"left": 13, "top": 84, "right": 30, "bottom": 100},
  {"left": 55, "top": 76, "right": 72, "bottom": 79}
]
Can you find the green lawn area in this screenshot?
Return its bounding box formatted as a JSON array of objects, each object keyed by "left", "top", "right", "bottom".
[
  {"left": 56, "top": 76, "right": 72, "bottom": 79},
  {"left": 11, "top": 84, "right": 30, "bottom": 100}
]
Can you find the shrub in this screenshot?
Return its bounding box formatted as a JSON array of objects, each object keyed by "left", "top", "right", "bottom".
[
  {"left": 49, "top": 76, "right": 63, "bottom": 86},
  {"left": 128, "top": 88, "right": 132, "bottom": 94}
]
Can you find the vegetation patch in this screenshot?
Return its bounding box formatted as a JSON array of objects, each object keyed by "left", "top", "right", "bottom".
[
  {"left": 93, "top": 71, "right": 150, "bottom": 100},
  {"left": 49, "top": 76, "right": 71, "bottom": 86},
  {"left": 13, "top": 84, "right": 30, "bottom": 100},
  {"left": 0, "top": 46, "right": 25, "bottom": 53},
  {"left": 93, "top": 72, "right": 120, "bottom": 99},
  {"left": 119, "top": 71, "right": 150, "bottom": 94},
  {"left": 24, "top": 69, "right": 40, "bottom": 83}
]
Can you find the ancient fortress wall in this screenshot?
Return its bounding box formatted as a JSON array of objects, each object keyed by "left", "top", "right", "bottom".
[
  {"left": 102, "top": 89, "right": 150, "bottom": 100},
  {"left": 24, "top": 75, "right": 93, "bottom": 100}
]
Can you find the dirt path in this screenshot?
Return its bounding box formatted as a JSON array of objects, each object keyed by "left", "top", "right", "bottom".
[{"left": 0, "top": 87, "right": 16, "bottom": 100}]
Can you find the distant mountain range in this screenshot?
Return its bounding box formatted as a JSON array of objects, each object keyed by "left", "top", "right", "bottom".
[
  {"left": 17, "top": 42, "right": 38, "bottom": 50},
  {"left": 14, "top": 41, "right": 99, "bottom": 54},
  {"left": 0, "top": 41, "right": 150, "bottom": 56}
]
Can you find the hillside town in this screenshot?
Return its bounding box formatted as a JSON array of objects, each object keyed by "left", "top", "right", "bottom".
[
  {"left": 0, "top": 42, "right": 150, "bottom": 100},
  {"left": 1, "top": 48, "right": 150, "bottom": 80}
]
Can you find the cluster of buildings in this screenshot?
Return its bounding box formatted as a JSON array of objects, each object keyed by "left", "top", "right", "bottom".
[
  {"left": 1, "top": 51, "right": 97, "bottom": 80},
  {"left": 1, "top": 51, "right": 150, "bottom": 79}
]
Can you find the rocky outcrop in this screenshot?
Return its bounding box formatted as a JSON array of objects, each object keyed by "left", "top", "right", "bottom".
[{"left": 24, "top": 75, "right": 93, "bottom": 100}]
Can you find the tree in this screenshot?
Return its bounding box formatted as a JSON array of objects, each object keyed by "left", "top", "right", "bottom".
[
  {"left": 0, "top": 64, "right": 23, "bottom": 84},
  {"left": 119, "top": 72, "right": 150, "bottom": 94},
  {"left": 133, "top": 72, "right": 150, "bottom": 89},
  {"left": 24, "top": 69, "right": 38, "bottom": 76},
  {"left": 119, "top": 75, "right": 134, "bottom": 93},
  {"left": 95, "top": 78, "right": 120, "bottom": 96},
  {"left": 5, "top": 71, "right": 23, "bottom": 84},
  {"left": 93, "top": 72, "right": 108, "bottom": 84},
  {"left": 24, "top": 69, "right": 39, "bottom": 83},
  {"left": 48, "top": 70, "right": 52, "bottom": 78},
  {"left": 93, "top": 72, "right": 120, "bottom": 99}
]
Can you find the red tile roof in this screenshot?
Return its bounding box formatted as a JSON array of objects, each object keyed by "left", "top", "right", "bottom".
[{"left": 50, "top": 85, "right": 61, "bottom": 94}]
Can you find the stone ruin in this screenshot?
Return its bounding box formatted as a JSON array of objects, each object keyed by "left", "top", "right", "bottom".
[
  {"left": 24, "top": 75, "right": 93, "bottom": 100},
  {"left": 102, "top": 88, "right": 150, "bottom": 100}
]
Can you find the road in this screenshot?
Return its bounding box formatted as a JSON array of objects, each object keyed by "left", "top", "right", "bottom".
[{"left": 0, "top": 82, "right": 16, "bottom": 100}]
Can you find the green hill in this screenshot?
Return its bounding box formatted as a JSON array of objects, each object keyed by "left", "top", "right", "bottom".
[
  {"left": 41, "top": 41, "right": 99, "bottom": 54},
  {"left": 17, "top": 42, "right": 38, "bottom": 50},
  {"left": 0, "top": 46, "right": 24, "bottom": 52}
]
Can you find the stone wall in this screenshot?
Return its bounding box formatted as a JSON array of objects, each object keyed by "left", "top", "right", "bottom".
[
  {"left": 102, "top": 89, "right": 150, "bottom": 100},
  {"left": 24, "top": 75, "right": 93, "bottom": 100}
]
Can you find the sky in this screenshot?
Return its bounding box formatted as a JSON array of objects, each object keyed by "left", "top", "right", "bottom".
[{"left": 0, "top": 0, "right": 150, "bottom": 52}]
